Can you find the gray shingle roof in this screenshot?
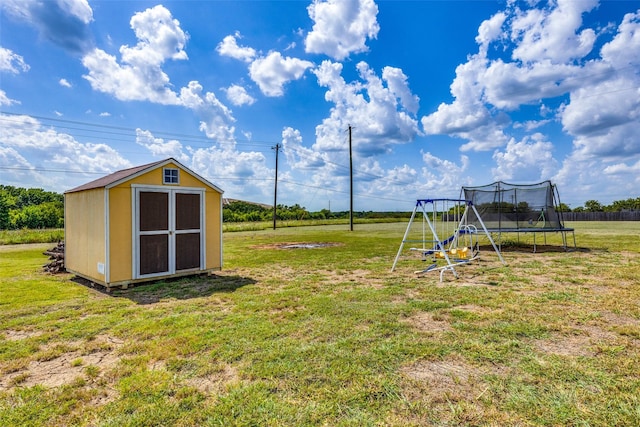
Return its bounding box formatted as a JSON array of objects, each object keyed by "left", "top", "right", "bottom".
[{"left": 64, "top": 159, "right": 170, "bottom": 193}]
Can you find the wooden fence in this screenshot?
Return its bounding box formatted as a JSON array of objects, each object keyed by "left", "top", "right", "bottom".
[{"left": 562, "top": 211, "right": 640, "bottom": 221}]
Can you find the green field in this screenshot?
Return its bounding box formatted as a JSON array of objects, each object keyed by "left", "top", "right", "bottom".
[{"left": 1, "top": 222, "right": 639, "bottom": 426}]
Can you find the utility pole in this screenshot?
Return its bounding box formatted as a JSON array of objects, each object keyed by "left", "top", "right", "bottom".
[
  {"left": 272, "top": 143, "right": 280, "bottom": 230},
  {"left": 348, "top": 124, "right": 353, "bottom": 231}
]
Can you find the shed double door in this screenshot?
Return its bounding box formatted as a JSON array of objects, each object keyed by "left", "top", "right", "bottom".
[{"left": 135, "top": 188, "right": 204, "bottom": 278}]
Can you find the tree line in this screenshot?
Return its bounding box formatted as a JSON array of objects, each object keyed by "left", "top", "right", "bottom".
[
  {"left": 222, "top": 200, "right": 409, "bottom": 222},
  {"left": 1, "top": 186, "right": 638, "bottom": 230},
  {"left": 570, "top": 198, "right": 640, "bottom": 212},
  {"left": 0, "top": 186, "right": 64, "bottom": 230}
]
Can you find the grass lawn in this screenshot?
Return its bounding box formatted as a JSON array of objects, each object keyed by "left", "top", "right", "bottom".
[{"left": 1, "top": 222, "right": 639, "bottom": 426}]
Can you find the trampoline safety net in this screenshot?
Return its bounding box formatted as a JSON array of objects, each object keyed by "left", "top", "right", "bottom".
[{"left": 461, "top": 180, "right": 567, "bottom": 231}]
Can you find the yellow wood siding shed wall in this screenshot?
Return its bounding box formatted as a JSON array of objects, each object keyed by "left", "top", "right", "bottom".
[
  {"left": 64, "top": 188, "right": 106, "bottom": 282},
  {"left": 107, "top": 184, "right": 133, "bottom": 284}
]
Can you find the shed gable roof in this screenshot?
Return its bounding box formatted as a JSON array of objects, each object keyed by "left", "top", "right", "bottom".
[{"left": 65, "top": 158, "right": 223, "bottom": 194}]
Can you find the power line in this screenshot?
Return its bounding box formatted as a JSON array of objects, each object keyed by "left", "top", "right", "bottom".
[
  {"left": 0, "top": 166, "right": 106, "bottom": 175},
  {"left": 0, "top": 111, "right": 276, "bottom": 149}
]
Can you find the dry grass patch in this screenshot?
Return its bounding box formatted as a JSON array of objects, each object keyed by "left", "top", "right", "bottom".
[
  {"left": 532, "top": 308, "right": 640, "bottom": 357},
  {"left": 250, "top": 242, "right": 343, "bottom": 250},
  {"left": 322, "top": 268, "right": 387, "bottom": 289},
  {"left": 185, "top": 364, "right": 240, "bottom": 394},
  {"left": 532, "top": 333, "right": 595, "bottom": 357},
  {"left": 0, "top": 335, "right": 124, "bottom": 390},
  {"left": 402, "top": 312, "right": 453, "bottom": 334},
  {"left": 402, "top": 357, "right": 488, "bottom": 398},
  {"left": 2, "top": 329, "right": 43, "bottom": 341},
  {"left": 398, "top": 356, "right": 516, "bottom": 425}
]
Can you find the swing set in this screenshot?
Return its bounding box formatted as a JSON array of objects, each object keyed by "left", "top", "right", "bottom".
[{"left": 391, "top": 199, "right": 506, "bottom": 281}]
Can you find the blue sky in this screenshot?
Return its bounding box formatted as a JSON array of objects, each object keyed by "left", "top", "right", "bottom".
[{"left": 1, "top": 0, "right": 639, "bottom": 211}]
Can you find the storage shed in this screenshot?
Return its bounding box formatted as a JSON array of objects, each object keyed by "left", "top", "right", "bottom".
[{"left": 64, "top": 158, "right": 223, "bottom": 289}]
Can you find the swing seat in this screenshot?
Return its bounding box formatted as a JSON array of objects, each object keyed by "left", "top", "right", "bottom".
[{"left": 450, "top": 247, "right": 470, "bottom": 259}]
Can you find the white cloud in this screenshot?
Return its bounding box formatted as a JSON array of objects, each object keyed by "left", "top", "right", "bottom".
[
  {"left": 509, "top": 0, "right": 598, "bottom": 64},
  {"left": 601, "top": 10, "right": 640, "bottom": 69},
  {"left": 223, "top": 84, "right": 256, "bottom": 106},
  {"left": 558, "top": 10, "right": 640, "bottom": 163},
  {"left": 313, "top": 60, "right": 420, "bottom": 157},
  {"left": 191, "top": 146, "right": 273, "bottom": 202},
  {"left": 603, "top": 159, "right": 640, "bottom": 176},
  {"left": 492, "top": 135, "right": 558, "bottom": 182},
  {"left": 421, "top": 54, "right": 510, "bottom": 151},
  {"left": 476, "top": 12, "right": 506, "bottom": 54},
  {"left": 99, "top": 112, "right": 111, "bottom": 117},
  {"left": 305, "top": 0, "right": 380, "bottom": 60},
  {"left": 58, "top": 0, "right": 93, "bottom": 24},
  {"left": 281, "top": 126, "right": 325, "bottom": 170},
  {"left": 0, "top": 90, "right": 19, "bottom": 106},
  {"left": 81, "top": 5, "right": 237, "bottom": 143},
  {"left": 0, "top": 47, "right": 30, "bottom": 73},
  {"left": 82, "top": 5, "right": 188, "bottom": 104},
  {"left": 179, "top": 81, "right": 236, "bottom": 142},
  {"left": 216, "top": 32, "right": 256, "bottom": 63},
  {"left": 135, "top": 129, "right": 190, "bottom": 163},
  {"left": 380, "top": 164, "right": 419, "bottom": 189},
  {"left": 355, "top": 161, "right": 465, "bottom": 211},
  {"left": 83, "top": 47, "right": 180, "bottom": 104},
  {"left": 482, "top": 60, "right": 585, "bottom": 110},
  {"left": 0, "top": 146, "right": 48, "bottom": 189},
  {"left": 415, "top": 152, "right": 471, "bottom": 198},
  {"left": 514, "top": 119, "right": 552, "bottom": 131},
  {"left": 59, "top": 78, "right": 72, "bottom": 88},
  {"left": 0, "top": 113, "right": 131, "bottom": 190},
  {"left": 249, "top": 51, "right": 314, "bottom": 97},
  {"left": 382, "top": 66, "right": 420, "bottom": 115},
  {"left": 125, "top": 5, "right": 188, "bottom": 63}
]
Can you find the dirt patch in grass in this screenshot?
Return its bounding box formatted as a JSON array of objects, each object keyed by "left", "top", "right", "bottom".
[
  {"left": 3, "top": 329, "right": 43, "bottom": 341},
  {"left": 0, "top": 335, "right": 124, "bottom": 391},
  {"left": 185, "top": 364, "right": 240, "bottom": 394},
  {"left": 146, "top": 358, "right": 240, "bottom": 395},
  {"left": 533, "top": 334, "right": 595, "bottom": 357},
  {"left": 322, "top": 268, "right": 388, "bottom": 289},
  {"left": 402, "top": 312, "right": 453, "bottom": 334},
  {"left": 251, "top": 242, "right": 343, "bottom": 250},
  {"left": 453, "top": 304, "right": 498, "bottom": 315},
  {"left": 399, "top": 356, "right": 508, "bottom": 424},
  {"left": 601, "top": 311, "right": 640, "bottom": 327},
  {"left": 402, "top": 358, "right": 477, "bottom": 393},
  {"left": 532, "top": 313, "right": 639, "bottom": 357}
]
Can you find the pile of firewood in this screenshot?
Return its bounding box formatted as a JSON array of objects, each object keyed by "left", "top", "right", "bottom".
[{"left": 43, "top": 241, "right": 65, "bottom": 274}]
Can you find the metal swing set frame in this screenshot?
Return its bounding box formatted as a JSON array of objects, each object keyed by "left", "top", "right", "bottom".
[{"left": 391, "top": 198, "right": 506, "bottom": 281}]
